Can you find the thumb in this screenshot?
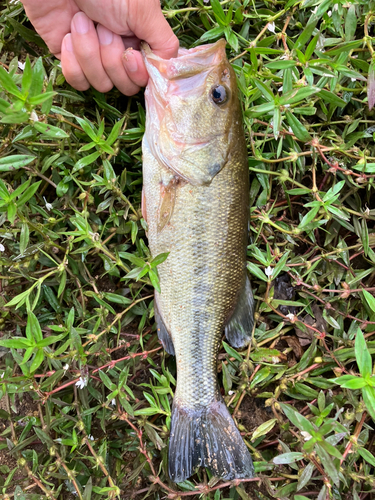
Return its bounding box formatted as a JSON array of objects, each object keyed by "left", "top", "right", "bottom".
[{"left": 131, "top": 1, "right": 179, "bottom": 60}]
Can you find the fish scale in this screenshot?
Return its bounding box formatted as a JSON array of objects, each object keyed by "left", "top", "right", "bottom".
[{"left": 142, "top": 40, "right": 255, "bottom": 483}]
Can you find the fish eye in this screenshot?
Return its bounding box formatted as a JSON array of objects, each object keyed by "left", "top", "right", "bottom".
[{"left": 211, "top": 85, "right": 228, "bottom": 105}]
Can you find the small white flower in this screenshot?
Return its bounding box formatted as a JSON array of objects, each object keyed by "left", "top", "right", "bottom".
[
  {"left": 63, "top": 364, "right": 69, "bottom": 371},
  {"left": 43, "top": 196, "right": 53, "bottom": 212},
  {"left": 327, "top": 10, "right": 332, "bottom": 16},
  {"left": 311, "top": 6, "right": 318, "bottom": 14},
  {"left": 111, "top": 399, "right": 116, "bottom": 406},
  {"left": 284, "top": 104, "right": 291, "bottom": 108},
  {"left": 75, "top": 376, "right": 88, "bottom": 389},
  {"left": 89, "top": 231, "right": 100, "bottom": 242},
  {"left": 0, "top": 244, "right": 5, "bottom": 252},
  {"left": 30, "top": 111, "right": 39, "bottom": 122},
  {"left": 333, "top": 3, "right": 338, "bottom": 10},
  {"left": 17, "top": 62, "right": 25, "bottom": 71},
  {"left": 267, "top": 22, "right": 276, "bottom": 34},
  {"left": 351, "top": 78, "right": 356, "bottom": 82},
  {"left": 278, "top": 86, "right": 283, "bottom": 92},
  {"left": 88, "top": 434, "right": 94, "bottom": 441},
  {"left": 301, "top": 431, "right": 312, "bottom": 441},
  {"left": 288, "top": 127, "right": 293, "bottom": 133},
  {"left": 0, "top": 372, "right": 4, "bottom": 379},
  {"left": 286, "top": 313, "right": 295, "bottom": 321},
  {"left": 228, "top": 390, "right": 234, "bottom": 396},
  {"left": 265, "top": 266, "right": 273, "bottom": 277}
]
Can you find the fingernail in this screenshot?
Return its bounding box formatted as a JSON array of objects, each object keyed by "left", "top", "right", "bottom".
[
  {"left": 98, "top": 25, "right": 113, "bottom": 46},
  {"left": 123, "top": 48, "right": 138, "bottom": 72},
  {"left": 64, "top": 34, "right": 74, "bottom": 52},
  {"left": 73, "top": 12, "right": 89, "bottom": 34}
]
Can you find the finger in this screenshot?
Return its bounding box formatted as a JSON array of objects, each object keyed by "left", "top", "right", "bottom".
[
  {"left": 71, "top": 11, "right": 113, "bottom": 93},
  {"left": 22, "top": 0, "right": 80, "bottom": 57},
  {"left": 122, "top": 48, "right": 149, "bottom": 89},
  {"left": 131, "top": 1, "right": 179, "bottom": 60},
  {"left": 97, "top": 24, "right": 141, "bottom": 96},
  {"left": 61, "top": 34, "right": 90, "bottom": 91}
]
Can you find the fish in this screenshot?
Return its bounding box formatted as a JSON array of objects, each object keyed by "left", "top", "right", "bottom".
[{"left": 141, "top": 39, "right": 255, "bottom": 483}]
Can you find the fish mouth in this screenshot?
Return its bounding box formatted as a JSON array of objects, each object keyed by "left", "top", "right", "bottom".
[{"left": 141, "top": 39, "right": 227, "bottom": 80}]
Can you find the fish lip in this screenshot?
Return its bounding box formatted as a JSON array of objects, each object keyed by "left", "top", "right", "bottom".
[{"left": 141, "top": 39, "right": 227, "bottom": 80}]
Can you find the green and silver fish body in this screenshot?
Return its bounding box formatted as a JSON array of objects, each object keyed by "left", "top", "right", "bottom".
[{"left": 142, "top": 40, "right": 255, "bottom": 483}]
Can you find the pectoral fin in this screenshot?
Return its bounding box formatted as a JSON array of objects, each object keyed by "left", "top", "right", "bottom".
[
  {"left": 158, "top": 178, "right": 177, "bottom": 233},
  {"left": 154, "top": 297, "right": 175, "bottom": 355},
  {"left": 225, "top": 274, "right": 254, "bottom": 348}
]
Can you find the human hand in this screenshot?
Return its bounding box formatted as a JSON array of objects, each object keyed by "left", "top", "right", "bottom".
[{"left": 21, "top": 0, "right": 179, "bottom": 95}]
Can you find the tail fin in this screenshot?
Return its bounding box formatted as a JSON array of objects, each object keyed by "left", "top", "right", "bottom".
[{"left": 168, "top": 398, "right": 254, "bottom": 483}]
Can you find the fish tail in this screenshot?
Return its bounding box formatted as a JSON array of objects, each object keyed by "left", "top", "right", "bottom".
[{"left": 168, "top": 397, "right": 254, "bottom": 483}]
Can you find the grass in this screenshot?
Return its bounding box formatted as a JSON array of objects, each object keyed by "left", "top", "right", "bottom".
[{"left": 0, "top": 0, "right": 375, "bottom": 498}]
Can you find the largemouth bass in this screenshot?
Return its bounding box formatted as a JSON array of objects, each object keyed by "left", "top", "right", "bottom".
[{"left": 142, "top": 40, "right": 255, "bottom": 483}]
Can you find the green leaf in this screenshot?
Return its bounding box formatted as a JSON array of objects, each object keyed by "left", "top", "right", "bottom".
[
  {"left": 73, "top": 151, "right": 101, "bottom": 172},
  {"left": 99, "top": 370, "right": 115, "bottom": 391},
  {"left": 102, "top": 293, "right": 132, "bottom": 306},
  {"left": 30, "top": 349, "right": 44, "bottom": 372},
  {"left": 151, "top": 252, "right": 169, "bottom": 267},
  {"left": 210, "top": 0, "right": 227, "bottom": 26},
  {"left": 362, "top": 385, "right": 375, "bottom": 422},
  {"left": 19, "top": 223, "right": 29, "bottom": 254},
  {"left": 358, "top": 447, "right": 375, "bottom": 467},
  {"left": 17, "top": 181, "right": 42, "bottom": 207},
  {"left": 222, "top": 341, "right": 243, "bottom": 362},
  {"left": 251, "top": 418, "right": 277, "bottom": 440},
  {"left": 331, "top": 375, "right": 367, "bottom": 390},
  {"left": 27, "top": 311, "right": 43, "bottom": 343},
  {"left": 280, "top": 403, "right": 315, "bottom": 434},
  {"left": 33, "top": 122, "right": 69, "bottom": 138},
  {"left": 355, "top": 328, "right": 372, "bottom": 378},
  {"left": 294, "top": 18, "right": 318, "bottom": 50},
  {"left": 149, "top": 268, "right": 161, "bottom": 292},
  {"left": 246, "top": 101, "right": 275, "bottom": 117},
  {"left": 316, "top": 443, "right": 340, "bottom": 486},
  {"left": 0, "top": 66, "right": 24, "bottom": 99},
  {"left": 285, "top": 111, "right": 312, "bottom": 142},
  {"left": 199, "top": 26, "right": 225, "bottom": 43},
  {"left": 75, "top": 117, "right": 98, "bottom": 141},
  {"left": 21, "top": 56, "right": 32, "bottom": 93},
  {"left": 28, "top": 91, "right": 56, "bottom": 106},
  {"left": 247, "top": 262, "right": 268, "bottom": 282},
  {"left": 0, "top": 338, "right": 32, "bottom": 349},
  {"left": 279, "top": 86, "right": 319, "bottom": 106},
  {"left": 7, "top": 202, "right": 17, "bottom": 223},
  {"left": 266, "top": 60, "right": 296, "bottom": 70},
  {"left": 319, "top": 89, "right": 347, "bottom": 108},
  {"left": 298, "top": 206, "right": 319, "bottom": 229},
  {"left": 273, "top": 452, "right": 304, "bottom": 464},
  {"left": 253, "top": 80, "right": 275, "bottom": 102},
  {"left": 29, "top": 58, "right": 45, "bottom": 97},
  {"left": 0, "top": 155, "right": 35, "bottom": 172},
  {"left": 363, "top": 290, "right": 375, "bottom": 314}
]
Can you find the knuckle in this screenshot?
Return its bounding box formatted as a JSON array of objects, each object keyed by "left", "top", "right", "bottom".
[
  {"left": 118, "top": 83, "right": 140, "bottom": 96},
  {"left": 94, "top": 80, "right": 113, "bottom": 93}
]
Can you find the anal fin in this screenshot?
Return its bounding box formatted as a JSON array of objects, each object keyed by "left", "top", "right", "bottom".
[
  {"left": 154, "top": 297, "right": 175, "bottom": 355},
  {"left": 225, "top": 274, "right": 254, "bottom": 349}
]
